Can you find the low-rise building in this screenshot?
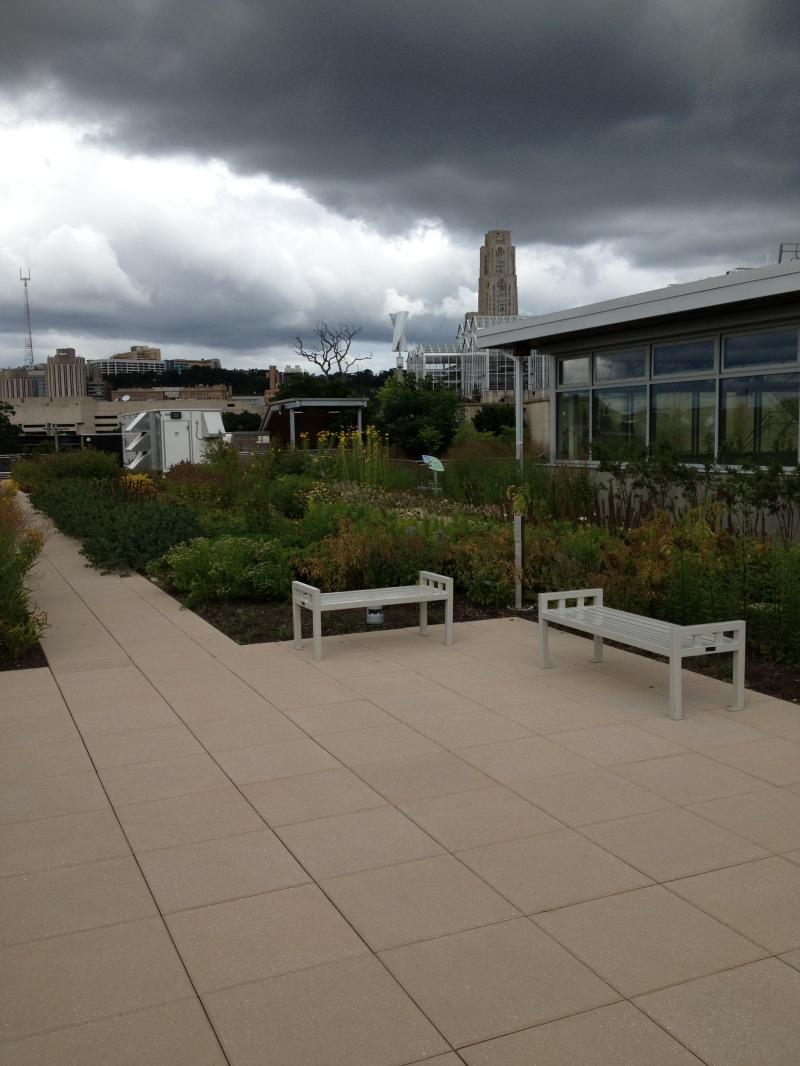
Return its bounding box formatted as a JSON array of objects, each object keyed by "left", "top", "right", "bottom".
[{"left": 476, "top": 261, "right": 800, "bottom": 466}]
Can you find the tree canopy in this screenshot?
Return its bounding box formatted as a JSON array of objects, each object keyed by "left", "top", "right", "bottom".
[
  {"left": 375, "top": 375, "right": 462, "bottom": 457},
  {"left": 0, "top": 403, "right": 19, "bottom": 452},
  {"left": 473, "top": 403, "right": 515, "bottom": 437},
  {"left": 273, "top": 369, "right": 390, "bottom": 401},
  {"left": 105, "top": 367, "right": 270, "bottom": 394}
]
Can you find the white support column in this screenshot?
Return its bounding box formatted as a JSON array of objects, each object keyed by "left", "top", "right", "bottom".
[
  {"left": 289, "top": 409, "right": 297, "bottom": 446},
  {"left": 668, "top": 629, "right": 685, "bottom": 720},
  {"left": 419, "top": 600, "right": 428, "bottom": 636},
  {"left": 311, "top": 587, "right": 322, "bottom": 661},
  {"left": 292, "top": 601, "right": 303, "bottom": 650},
  {"left": 538, "top": 596, "right": 552, "bottom": 669},
  {"left": 730, "top": 627, "right": 746, "bottom": 711}
]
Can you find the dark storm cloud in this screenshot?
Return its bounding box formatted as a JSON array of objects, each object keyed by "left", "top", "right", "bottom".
[{"left": 3, "top": 0, "right": 798, "bottom": 270}]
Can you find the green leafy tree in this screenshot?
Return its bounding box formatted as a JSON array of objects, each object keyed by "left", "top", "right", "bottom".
[
  {"left": 0, "top": 403, "right": 19, "bottom": 452},
  {"left": 473, "top": 404, "right": 515, "bottom": 437},
  {"left": 375, "top": 374, "right": 462, "bottom": 457},
  {"left": 221, "top": 410, "right": 262, "bottom": 432},
  {"left": 273, "top": 369, "right": 390, "bottom": 401}
]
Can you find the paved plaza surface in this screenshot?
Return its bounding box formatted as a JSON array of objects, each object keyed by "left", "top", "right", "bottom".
[{"left": 2, "top": 519, "right": 800, "bottom": 1064}]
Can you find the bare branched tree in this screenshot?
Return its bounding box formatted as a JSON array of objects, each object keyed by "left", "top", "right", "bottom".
[{"left": 294, "top": 321, "right": 371, "bottom": 376}]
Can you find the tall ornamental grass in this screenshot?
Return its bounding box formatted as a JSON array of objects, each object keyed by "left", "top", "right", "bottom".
[{"left": 0, "top": 483, "right": 46, "bottom": 665}]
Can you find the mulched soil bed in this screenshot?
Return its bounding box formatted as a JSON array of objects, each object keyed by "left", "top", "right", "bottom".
[
  {"left": 195, "top": 598, "right": 799, "bottom": 705},
  {"left": 0, "top": 642, "right": 49, "bottom": 673}
]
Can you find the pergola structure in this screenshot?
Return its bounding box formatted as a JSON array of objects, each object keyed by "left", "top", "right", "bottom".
[{"left": 260, "top": 396, "right": 368, "bottom": 446}]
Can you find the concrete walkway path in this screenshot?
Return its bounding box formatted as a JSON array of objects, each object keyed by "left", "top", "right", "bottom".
[{"left": 2, "top": 518, "right": 800, "bottom": 1064}]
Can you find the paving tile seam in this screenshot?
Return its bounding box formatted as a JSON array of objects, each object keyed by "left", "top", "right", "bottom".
[
  {"left": 38, "top": 541, "right": 466, "bottom": 1058},
  {"left": 452, "top": 998, "right": 712, "bottom": 1065},
  {"left": 658, "top": 863, "right": 800, "bottom": 957},
  {"left": 21, "top": 746, "right": 234, "bottom": 1066},
  {"left": 28, "top": 523, "right": 798, "bottom": 1060},
  {"left": 0, "top": 907, "right": 164, "bottom": 951},
  {"left": 36, "top": 540, "right": 239, "bottom": 1064},
  {"left": 0, "top": 804, "right": 113, "bottom": 830},
  {"left": 527, "top": 911, "right": 772, "bottom": 1003},
  {"left": 36, "top": 562, "right": 462, "bottom": 1053},
  {"left": 0, "top": 993, "right": 203, "bottom": 1050}
]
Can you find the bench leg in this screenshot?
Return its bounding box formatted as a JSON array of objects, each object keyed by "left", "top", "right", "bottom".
[
  {"left": 419, "top": 600, "right": 428, "bottom": 636},
  {"left": 668, "top": 653, "right": 685, "bottom": 720},
  {"left": 539, "top": 619, "right": 552, "bottom": 669},
  {"left": 444, "top": 593, "right": 453, "bottom": 645},
  {"left": 729, "top": 647, "right": 745, "bottom": 711},
  {"left": 591, "top": 634, "right": 604, "bottom": 663},
  {"left": 292, "top": 602, "right": 303, "bottom": 651},
  {"left": 312, "top": 607, "right": 322, "bottom": 661}
]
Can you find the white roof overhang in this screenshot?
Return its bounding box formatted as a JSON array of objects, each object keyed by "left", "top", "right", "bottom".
[{"left": 475, "top": 262, "right": 800, "bottom": 350}]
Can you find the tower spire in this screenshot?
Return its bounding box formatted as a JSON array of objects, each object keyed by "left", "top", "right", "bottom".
[{"left": 478, "top": 230, "right": 518, "bottom": 317}]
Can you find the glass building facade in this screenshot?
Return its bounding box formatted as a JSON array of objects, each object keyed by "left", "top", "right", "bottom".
[{"left": 554, "top": 325, "right": 800, "bottom": 464}]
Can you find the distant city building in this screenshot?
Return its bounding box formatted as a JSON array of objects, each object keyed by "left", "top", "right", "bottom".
[
  {"left": 166, "top": 358, "right": 222, "bottom": 373},
  {"left": 46, "top": 348, "right": 88, "bottom": 398},
  {"left": 405, "top": 228, "right": 538, "bottom": 401},
  {"left": 0, "top": 368, "right": 39, "bottom": 401},
  {"left": 88, "top": 353, "right": 222, "bottom": 379},
  {"left": 478, "top": 230, "right": 518, "bottom": 317},
  {"left": 110, "top": 385, "right": 231, "bottom": 402},
  {"left": 90, "top": 359, "right": 166, "bottom": 378},
  {"left": 110, "top": 345, "right": 162, "bottom": 362}
]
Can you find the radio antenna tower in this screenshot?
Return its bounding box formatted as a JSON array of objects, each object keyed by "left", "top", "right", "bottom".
[{"left": 20, "top": 269, "right": 34, "bottom": 366}]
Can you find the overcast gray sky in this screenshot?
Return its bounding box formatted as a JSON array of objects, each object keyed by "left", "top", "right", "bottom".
[{"left": 1, "top": 0, "right": 797, "bottom": 369}]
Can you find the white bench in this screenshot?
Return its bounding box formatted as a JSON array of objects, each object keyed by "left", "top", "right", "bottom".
[
  {"left": 537, "top": 588, "right": 745, "bottom": 720},
  {"left": 292, "top": 571, "right": 454, "bottom": 660}
]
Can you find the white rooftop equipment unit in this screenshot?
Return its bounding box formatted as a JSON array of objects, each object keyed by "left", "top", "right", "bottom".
[{"left": 122, "top": 409, "right": 226, "bottom": 472}]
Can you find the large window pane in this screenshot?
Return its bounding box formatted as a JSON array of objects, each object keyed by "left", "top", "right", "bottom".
[
  {"left": 558, "top": 356, "right": 589, "bottom": 386},
  {"left": 556, "top": 391, "right": 590, "bottom": 459},
  {"left": 720, "top": 373, "right": 799, "bottom": 464},
  {"left": 594, "top": 349, "right": 646, "bottom": 382},
  {"left": 651, "top": 380, "right": 716, "bottom": 460},
  {"left": 653, "top": 339, "right": 715, "bottom": 376},
  {"left": 723, "top": 329, "right": 798, "bottom": 370},
  {"left": 592, "top": 387, "right": 647, "bottom": 456}
]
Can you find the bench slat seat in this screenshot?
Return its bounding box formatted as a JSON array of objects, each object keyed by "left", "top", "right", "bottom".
[
  {"left": 293, "top": 571, "right": 454, "bottom": 660},
  {"left": 311, "top": 585, "right": 451, "bottom": 611},
  {"left": 548, "top": 607, "right": 741, "bottom": 658},
  {"left": 538, "top": 589, "right": 745, "bottom": 721}
]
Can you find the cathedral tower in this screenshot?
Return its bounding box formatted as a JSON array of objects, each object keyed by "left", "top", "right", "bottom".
[{"left": 478, "top": 230, "right": 518, "bottom": 316}]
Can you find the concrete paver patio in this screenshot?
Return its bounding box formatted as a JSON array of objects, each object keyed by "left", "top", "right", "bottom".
[{"left": 2, "top": 519, "right": 800, "bottom": 1063}]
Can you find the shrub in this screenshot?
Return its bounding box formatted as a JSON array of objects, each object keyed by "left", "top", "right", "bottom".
[
  {"left": 0, "top": 483, "right": 46, "bottom": 664},
  {"left": 149, "top": 536, "right": 293, "bottom": 605},
  {"left": 442, "top": 438, "right": 518, "bottom": 505},
  {"left": 269, "top": 475, "right": 317, "bottom": 518},
  {"left": 445, "top": 524, "right": 516, "bottom": 606},
  {"left": 80, "top": 499, "right": 201, "bottom": 572},
  {"left": 162, "top": 462, "right": 234, "bottom": 509},
  {"left": 473, "top": 404, "right": 516, "bottom": 437},
  {"left": 29, "top": 480, "right": 115, "bottom": 539},
  {"left": 12, "top": 449, "right": 120, "bottom": 492},
  {"left": 29, "top": 479, "right": 200, "bottom": 572},
  {"left": 295, "top": 512, "right": 448, "bottom": 591}
]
